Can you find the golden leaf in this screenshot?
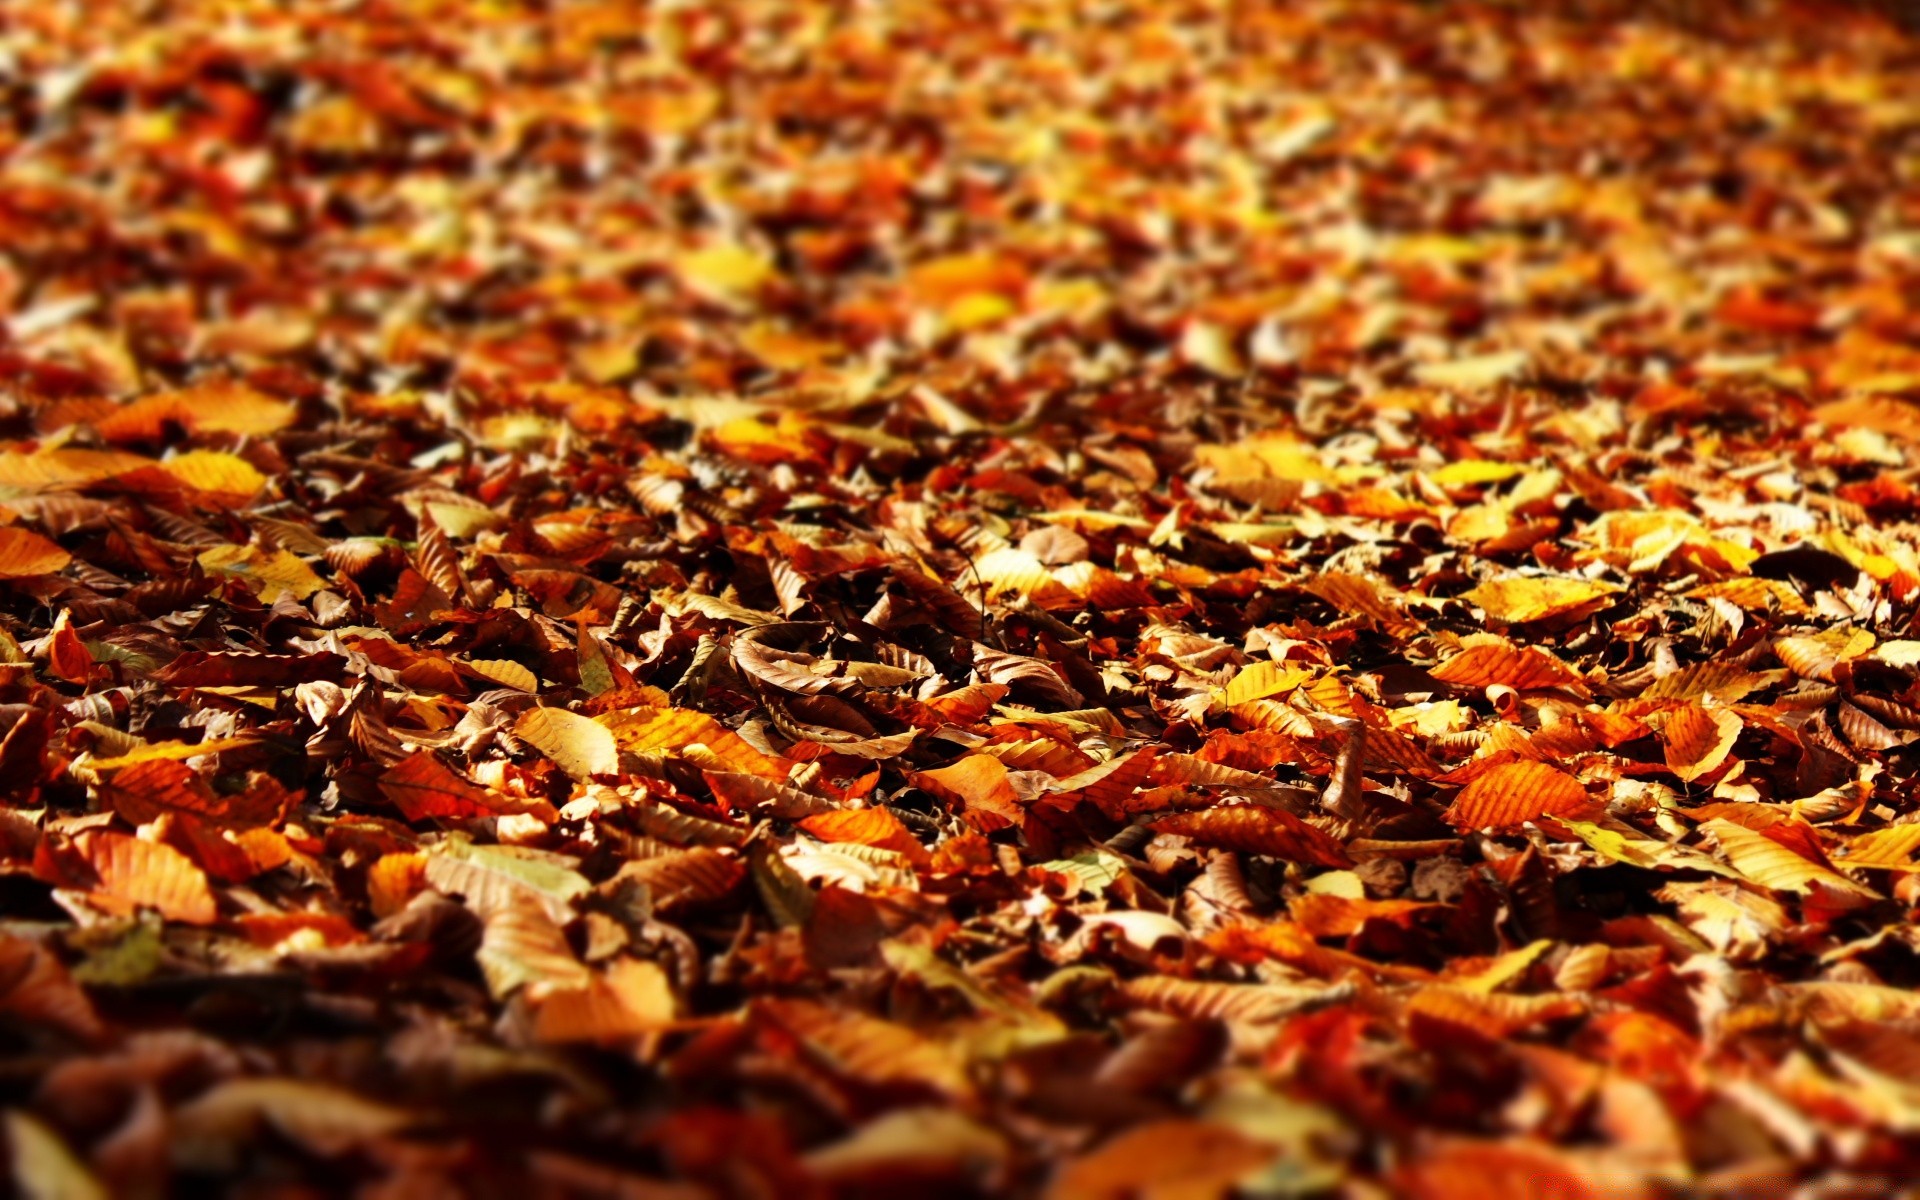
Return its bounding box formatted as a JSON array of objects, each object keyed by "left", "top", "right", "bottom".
[
  {"left": 1685, "top": 577, "right": 1813, "bottom": 616},
  {"left": 973, "top": 545, "right": 1077, "bottom": 608},
  {"left": 1221, "top": 661, "right": 1314, "bottom": 706},
  {"left": 598, "top": 706, "right": 787, "bottom": 778},
  {"left": 1428, "top": 459, "right": 1524, "bottom": 488},
  {"left": 533, "top": 957, "right": 677, "bottom": 1043},
  {"left": 1411, "top": 350, "right": 1528, "bottom": 389},
  {"left": 1703, "top": 819, "right": 1879, "bottom": 907},
  {"left": 674, "top": 243, "right": 775, "bottom": 305},
  {"left": 514, "top": 707, "right": 619, "bottom": 780},
  {"left": 0, "top": 448, "right": 151, "bottom": 492},
  {"left": 1460, "top": 576, "right": 1619, "bottom": 624},
  {"left": 158, "top": 451, "right": 266, "bottom": 506},
  {"left": 1430, "top": 637, "right": 1585, "bottom": 691},
  {"left": 465, "top": 658, "right": 539, "bottom": 693},
  {"left": 76, "top": 829, "right": 218, "bottom": 924},
  {"left": 1835, "top": 823, "right": 1920, "bottom": 871},
  {"left": 476, "top": 896, "right": 592, "bottom": 998},
  {"left": 1660, "top": 704, "right": 1742, "bottom": 782},
  {"left": 1447, "top": 761, "right": 1591, "bottom": 830},
  {"left": 7, "top": 1111, "right": 108, "bottom": 1200},
  {"left": 196, "top": 544, "right": 326, "bottom": 600}
]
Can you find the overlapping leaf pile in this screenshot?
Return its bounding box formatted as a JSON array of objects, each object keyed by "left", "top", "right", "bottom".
[{"left": 5, "top": 0, "right": 1920, "bottom": 1195}]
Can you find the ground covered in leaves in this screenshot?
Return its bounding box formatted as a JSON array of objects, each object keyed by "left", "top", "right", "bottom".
[{"left": 5, "top": 0, "right": 1920, "bottom": 1195}]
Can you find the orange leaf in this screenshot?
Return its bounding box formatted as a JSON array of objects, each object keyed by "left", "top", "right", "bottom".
[
  {"left": 100, "top": 759, "right": 286, "bottom": 829},
  {"left": 1660, "top": 704, "right": 1742, "bottom": 782},
  {"left": 913, "top": 754, "right": 1026, "bottom": 830},
  {"left": 366, "top": 852, "right": 428, "bottom": 918},
  {"left": 908, "top": 683, "right": 1008, "bottom": 728},
  {"left": 612, "top": 847, "right": 745, "bottom": 911},
  {"left": 533, "top": 957, "right": 677, "bottom": 1044},
  {"left": 76, "top": 829, "right": 218, "bottom": 924},
  {"left": 1405, "top": 984, "right": 1586, "bottom": 1041},
  {"left": 1447, "top": 761, "right": 1592, "bottom": 830},
  {"left": 0, "top": 527, "right": 69, "bottom": 577},
  {"left": 1047, "top": 1119, "right": 1273, "bottom": 1200},
  {"left": 1050, "top": 747, "right": 1160, "bottom": 820},
  {"left": 798, "top": 807, "right": 929, "bottom": 867},
  {"left": 380, "top": 752, "right": 498, "bottom": 822},
  {"left": 1149, "top": 806, "right": 1351, "bottom": 868},
  {"left": 1430, "top": 638, "right": 1585, "bottom": 691},
  {"left": 1396, "top": 1137, "right": 1656, "bottom": 1200},
  {"left": 46, "top": 609, "right": 94, "bottom": 684}
]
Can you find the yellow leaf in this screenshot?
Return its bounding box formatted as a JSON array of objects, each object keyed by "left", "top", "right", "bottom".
[
  {"left": 160, "top": 450, "right": 265, "bottom": 505},
  {"left": 675, "top": 243, "right": 775, "bottom": 305},
  {"left": 1412, "top": 350, "right": 1528, "bottom": 389},
  {"left": 1222, "top": 660, "right": 1314, "bottom": 706},
  {"left": 1835, "top": 824, "right": 1920, "bottom": 871},
  {"left": 1195, "top": 434, "right": 1336, "bottom": 484},
  {"left": 84, "top": 737, "right": 257, "bottom": 771},
  {"left": 196, "top": 544, "right": 326, "bottom": 600},
  {"left": 973, "top": 545, "right": 1076, "bottom": 608},
  {"left": 465, "top": 658, "right": 538, "bottom": 692},
  {"left": 1462, "top": 576, "right": 1620, "bottom": 624},
  {"left": 1703, "top": 819, "right": 1879, "bottom": 907},
  {"left": 1429, "top": 459, "right": 1524, "bottom": 488},
  {"left": 514, "top": 707, "right": 619, "bottom": 779},
  {"left": 6, "top": 1110, "right": 108, "bottom": 1200},
  {"left": 1685, "top": 577, "right": 1813, "bottom": 616},
  {"left": 598, "top": 706, "right": 787, "bottom": 778}
]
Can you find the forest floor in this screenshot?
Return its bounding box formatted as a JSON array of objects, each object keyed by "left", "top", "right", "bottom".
[{"left": 3, "top": 0, "right": 1920, "bottom": 1196}]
